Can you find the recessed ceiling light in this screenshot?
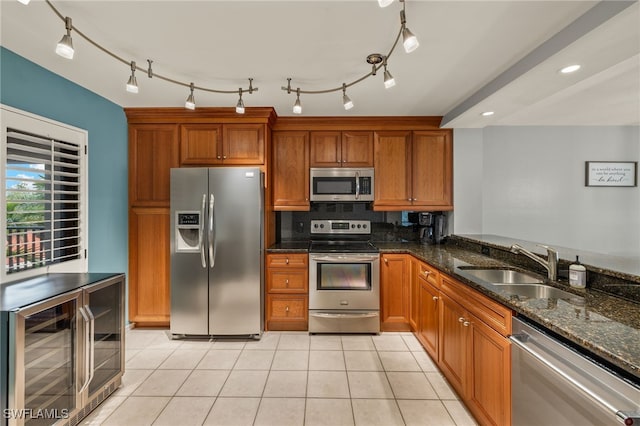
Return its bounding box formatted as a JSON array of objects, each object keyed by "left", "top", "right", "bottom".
[
  {"left": 481, "top": 111, "right": 494, "bottom": 117},
  {"left": 560, "top": 64, "right": 581, "bottom": 74}
]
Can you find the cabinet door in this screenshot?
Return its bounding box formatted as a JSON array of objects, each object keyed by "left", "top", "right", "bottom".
[
  {"left": 272, "top": 131, "right": 310, "bottom": 210},
  {"left": 179, "top": 124, "right": 222, "bottom": 165},
  {"left": 310, "top": 131, "right": 341, "bottom": 167},
  {"left": 418, "top": 280, "right": 440, "bottom": 361},
  {"left": 129, "top": 124, "right": 179, "bottom": 205},
  {"left": 439, "top": 291, "right": 469, "bottom": 398},
  {"left": 412, "top": 131, "right": 453, "bottom": 209},
  {"left": 374, "top": 131, "right": 412, "bottom": 209},
  {"left": 381, "top": 254, "right": 410, "bottom": 331},
  {"left": 467, "top": 315, "right": 512, "bottom": 426},
  {"left": 129, "top": 207, "right": 170, "bottom": 326},
  {"left": 342, "top": 131, "right": 374, "bottom": 167},
  {"left": 222, "top": 123, "right": 265, "bottom": 164}
]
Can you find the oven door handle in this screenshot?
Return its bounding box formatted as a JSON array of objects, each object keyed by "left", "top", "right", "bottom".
[
  {"left": 310, "top": 255, "right": 379, "bottom": 262},
  {"left": 310, "top": 312, "right": 379, "bottom": 319}
]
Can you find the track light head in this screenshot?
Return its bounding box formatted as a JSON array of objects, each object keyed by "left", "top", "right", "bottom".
[
  {"left": 402, "top": 27, "right": 419, "bottom": 53},
  {"left": 17, "top": 0, "right": 31, "bottom": 5},
  {"left": 56, "top": 17, "right": 74, "bottom": 59},
  {"left": 185, "top": 83, "right": 196, "bottom": 110},
  {"left": 236, "top": 90, "right": 245, "bottom": 114},
  {"left": 383, "top": 69, "right": 395, "bottom": 89},
  {"left": 342, "top": 84, "right": 354, "bottom": 111},
  {"left": 293, "top": 89, "right": 302, "bottom": 114},
  {"left": 378, "top": 0, "right": 394, "bottom": 7},
  {"left": 126, "top": 61, "right": 139, "bottom": 93}
]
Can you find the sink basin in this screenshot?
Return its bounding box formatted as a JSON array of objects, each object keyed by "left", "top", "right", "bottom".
[
  {"left": 499, "top": 284, "right": 579, "bottom": 301},
  {"left": 458, "top": 267, "right": 544, "bottom": 284}
]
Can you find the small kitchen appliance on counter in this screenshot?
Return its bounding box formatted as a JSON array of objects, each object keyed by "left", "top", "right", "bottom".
[
  {"left": 418, "top": 212, "right": 447, "bottom": 244},
  {"left": 308, "top": 220, "right": 380, "bottom": 334}
]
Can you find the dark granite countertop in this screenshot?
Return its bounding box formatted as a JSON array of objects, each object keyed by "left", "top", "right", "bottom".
[
  {"left": 266, "top": 239, "right": 640, "bottom": 381},
  {"left": 375, "top": 242, "right": 640, "bottom": 382}
]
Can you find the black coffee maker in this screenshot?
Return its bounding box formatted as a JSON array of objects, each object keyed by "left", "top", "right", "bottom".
[{"left": 418, "top": 212, "right": 446, "bottom": 244}]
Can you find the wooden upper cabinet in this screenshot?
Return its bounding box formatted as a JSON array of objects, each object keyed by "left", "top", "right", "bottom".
[
  {"left": 180, "top": 124, "right": 222, "bottom": 165},
  {"left": 412, "top": 131, "right": 453, "bottom": 209},
  {"left": 310, "top": 131, "right": 341, "bottom": 167},
  {"left": 374, "top": 131, "right": 412, "bottom": 207},
  {"left": 129, "top": 124, "right": 179, "bottom": 205},
  {"left": 272, "top": 131, "right": 310, "bottom": 210},
  {"left": 374, "top": 130, "right": 453, "bottom": 211},
  {"left": 223, "top": 123, "right": 265, "bottom": 164},
  {"left": 179, "top": 123, "right": 264, "bottom": 166},
  {"left": 310, "top": 131, "right": 373, "bottom": 167},
  {"left": 341, "top": 131, "right": 374, "bottom": 167}
]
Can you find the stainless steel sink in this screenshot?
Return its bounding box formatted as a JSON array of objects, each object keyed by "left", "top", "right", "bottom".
[
  {"left": 458, "top": 267, "right": 544, "bottom": 284},
  {"left": 499, "top": 284, "right": 578, "bottom": 300}
]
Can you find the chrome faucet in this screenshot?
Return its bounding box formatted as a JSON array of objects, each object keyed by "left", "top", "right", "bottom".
[{"left": 510, "top": 244, "right": 558, "bottom": 281}]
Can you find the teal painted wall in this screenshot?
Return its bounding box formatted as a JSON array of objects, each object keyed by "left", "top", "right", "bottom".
[{"left": 1, "top": 47, "right": 128, "bottom": 274}]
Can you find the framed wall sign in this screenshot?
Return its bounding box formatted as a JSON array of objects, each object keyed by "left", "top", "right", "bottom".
[{"left": 585, "top": 161, "right": 637, "bottom": 187}]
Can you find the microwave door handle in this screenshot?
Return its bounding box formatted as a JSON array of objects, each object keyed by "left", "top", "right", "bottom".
[
  {"left": 200, "top": 193, "right": 206, "bottom": 268},
  {"left": 355, "top": 171, "right": 360, "bottom": 200}
]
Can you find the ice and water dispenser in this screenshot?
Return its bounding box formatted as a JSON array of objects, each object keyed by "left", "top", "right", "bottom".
[{"left": 175, "top": 211, "right": 201, "bottom": 252}]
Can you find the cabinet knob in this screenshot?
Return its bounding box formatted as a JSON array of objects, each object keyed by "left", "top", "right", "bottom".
[
  {"left": 223, "top": 156, "right": 227, "bottom": 159},
  {"left": 458, "top": 317, "right": 465, "bottom": 323},
  {"left": 285, "top": 305, "right": 289, "bottom": 313},
  {"left": 423, "top": 270, "right": 431, "bottom": 276},
  {"left": 432, "top": 296, "right": 438, "bottom": 301},
  {"left": 217, "top": 155, "right": 221, "bottom": 159},
  {"left": 407, "top": 198, "right": 412, "bottom": 201},
  {"left": 285, "top": 258, "right": 289, "bottom": 264},
  {"left": 384, "top": 258, "right": 388, "bottom": 264},
  {"left": 463, "top": 321, "right": 470, "bottom": 327},
  {"left": 285, "top": 279, "right": 289, "bottom": 285}
]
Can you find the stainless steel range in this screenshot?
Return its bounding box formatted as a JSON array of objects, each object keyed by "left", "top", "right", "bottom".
[{"left": 308, "top": 220, "right": 380, "bottom": 334}]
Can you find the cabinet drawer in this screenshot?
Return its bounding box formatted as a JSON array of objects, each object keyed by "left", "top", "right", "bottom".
[
  {"left": 417, "top": 261, "right": 440, "bottom": 288},
  {"left": 267, "top": 270, "right": 308, "bottom": 293},
  {"left": 266, "top": 295, "right": 308, "bottom": 331},
  {"left": 267, "top": 253, "right": 308, "bottom": 268}
]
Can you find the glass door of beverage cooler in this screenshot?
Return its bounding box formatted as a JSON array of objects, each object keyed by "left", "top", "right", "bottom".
[
  {"left": 9, "top": 289, "right": 84, "bottom": 426},
  {"left": 83, "top": 276, "right": 124, "bottom": 398}
]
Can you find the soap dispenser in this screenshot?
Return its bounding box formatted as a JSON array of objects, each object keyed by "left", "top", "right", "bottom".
[{"left": 569, "top": 256, "right": 587, "bottom": 289}]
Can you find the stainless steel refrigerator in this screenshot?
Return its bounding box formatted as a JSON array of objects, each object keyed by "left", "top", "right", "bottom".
[{"left": 170, "top": 167, "right": 263, "bottom": 338}]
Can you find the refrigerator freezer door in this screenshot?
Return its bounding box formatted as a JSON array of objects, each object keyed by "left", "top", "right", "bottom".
[
  {"left": 208, "top": 168, "right": 263, "bottom": 335},
  {"left": 170, "top": 168, "right": 210, "bottom": 336}
]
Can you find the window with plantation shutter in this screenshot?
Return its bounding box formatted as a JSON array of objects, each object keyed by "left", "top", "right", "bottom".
[{"left": 2, "top": 106, "right": 88, "bottom": 282}]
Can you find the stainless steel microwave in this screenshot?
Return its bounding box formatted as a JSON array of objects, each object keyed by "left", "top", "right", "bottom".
[{"left": 310, "top": 168, "right": 374, "bottom": 202}]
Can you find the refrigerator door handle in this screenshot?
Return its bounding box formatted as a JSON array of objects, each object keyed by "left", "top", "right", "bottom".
[
  {"left": 84, "top": 304, "right": 95, "bottom": 390},
  {"left": 209, "top": 193, "right": 216, "bottom": 268},
  {"left": 78, "top": 306, "right": 91, "bottom": 393},
  {"left": 200, "top": 193, "right": 206, "bottom": 268}
]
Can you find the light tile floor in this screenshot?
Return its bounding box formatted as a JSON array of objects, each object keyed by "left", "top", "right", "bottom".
[{"left": 82, "top": 329, "right": 478, "bottom": 426}]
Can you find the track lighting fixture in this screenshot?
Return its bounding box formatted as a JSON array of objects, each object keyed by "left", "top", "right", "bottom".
[
  {"left": 17, "top": 0, "right": 31, "bottom": 5},
  {"left": 383, "top": 60, "right": 395, "bottom": 89},
  {"left": 378, "top": 0, "right": 394, "bottom": 7},
  {"left": 185, "top": 83, "right": 196, "bottom": 110},
  {"left": 236, "top": 90, "right": 245, "bottom": 114},
  {"left": 126, "top": 61, "right": 139, "bottom": 93},
  {"left": 342, "top": 84, "right": 354, "bottom": 110},
  {"left": 400, "top": 9, "right": 419, "bottom": 53},
  {"left": 56, "top": 17, "right": 74, "bottom": 59},
  {"left": 293, "top": 89, "right": 302, "bottom": 114}
]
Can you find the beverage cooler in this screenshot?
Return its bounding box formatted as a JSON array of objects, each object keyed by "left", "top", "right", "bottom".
[{"left": 1, "top": 273, "right": 125, "bottom": 426}]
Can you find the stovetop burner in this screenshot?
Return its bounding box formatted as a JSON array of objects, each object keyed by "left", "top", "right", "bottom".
[
  {"left": 309, "top": 240, "right": 379, "bottom": 253},
  {"left": 308, "top": 220, "right": 378, "bottom": 253}
]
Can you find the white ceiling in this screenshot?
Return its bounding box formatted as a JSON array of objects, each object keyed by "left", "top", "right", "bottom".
[{"left": 1, "top": 0, "right": 638, "bottom": 127}]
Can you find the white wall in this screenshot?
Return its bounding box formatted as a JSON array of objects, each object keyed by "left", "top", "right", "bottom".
[{"left": 454, "top": 126, "right": 640, "bottom": 257}]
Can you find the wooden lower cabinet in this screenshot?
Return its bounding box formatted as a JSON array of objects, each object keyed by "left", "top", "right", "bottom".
[
  {"left": 266, "top": 253, "right": 308, "bottom": 330},
  {"left": 380, "top": 254, "right": 411, "bottom": 331},
  {"left": 129, "top": 207, "right": 171, "bottom": 326},
  {"left": 405, "top": 255, "right": 512, "bottom": 426}
]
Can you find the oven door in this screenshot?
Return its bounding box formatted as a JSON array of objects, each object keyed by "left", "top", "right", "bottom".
[{"left": 309, "top": 253, "right": 380, "bottom": 310}]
